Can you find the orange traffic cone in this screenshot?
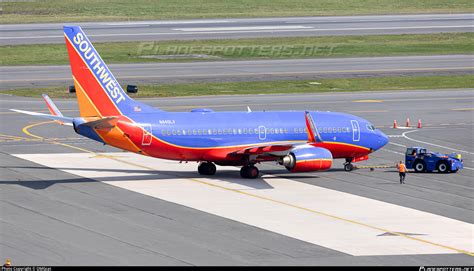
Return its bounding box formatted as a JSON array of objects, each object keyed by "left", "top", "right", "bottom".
[
  {"left": 393, "top": 119, "right": 397, "bottom": 129},
  {"left": 417, "top": 119, "right": 422, "bottom": 129},
  {"left": 406, "top": 118, "right": 410, "bottom": 128}
]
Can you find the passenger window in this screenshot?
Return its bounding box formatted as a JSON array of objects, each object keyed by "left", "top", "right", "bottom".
[
  {"left": 182, "top": 130, "right": 186, "bottom": 135},
  {"left": 294, "top": 128, "right": 298, "bottom": 133},
  {"left": 177, "top": 130, "right": 181, "bottom": 135},
  {"left": 249, "top": 128, "right": 253, "bottom": 134},
  {"left": 238, "top": 128, "right": 242, "bottom": 134},
  {"left": 203, "top": 129, "right": 208, "bottom": 135},
  {"left": 192, "top": 129, "right": 197, "bottom": 135},
  {"left": 243, "top": 128, "right": 247, "bottom": 134},
  {"left": 213, "top": 129, "right": 217, "bottom": 135},
  {"left": 218, "top": 129, "right": 222, "bottom": 135},
  {"left": 161, "top": 130, "right": 165, "bottom": 136},
  {"left": 198, "top": 129, "right": 202, "bottom": 135},
  {"left": 167, "top": 130, "right": 171, "bottom": 136},
  {"left": 172, "top": 130, "right": 176, "bottom": 135}
]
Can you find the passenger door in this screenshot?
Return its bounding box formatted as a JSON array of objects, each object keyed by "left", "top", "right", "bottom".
[
  {"left": 351, "top": 120, "right": 360, "bottom": 142},
  {"left": 258, "top": 125, "right": 266, "bottom": 140}
]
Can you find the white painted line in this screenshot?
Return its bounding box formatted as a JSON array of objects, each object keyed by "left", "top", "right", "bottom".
[
  {"left": 14, "top": 152, "right": 474, "bottom": 256},
  {"left": 381, "top": 149, "right": 404, "bottom": 155},
  {"left": 402, "top": 129, "right": 474, "bottom": 155},
  {"left": 1, "top": 25, "right": 472, "bottom": 40},
  {"left": 388, "top": 142, "right": 406, "bottom": 148},
  {"left": 173, "top": 25, "right": 312, "bottom": 31},
  {"left": 102, "top": 20, "right": 233, "bottom": 25}
]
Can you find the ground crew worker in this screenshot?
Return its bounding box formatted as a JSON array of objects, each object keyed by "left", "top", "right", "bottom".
[
  {"left": 397, "top": 160, "right": 406, "bottom": 184},
  {"left": 3, "top": 259, "right": 11, "bottom": 267}
]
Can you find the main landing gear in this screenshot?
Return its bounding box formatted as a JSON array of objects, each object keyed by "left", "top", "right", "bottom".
[
  {"left": 197, "top": 161, "right": 260, "bottom": 179},
  {"left": 198, "top": 161, "right": 216, "bottom": 175},
  {"left": 343, "top": 158, "right": 354, "bottom": 172},
  {"left": 240, "top": 165, "right": 259, "bottom": 179}
]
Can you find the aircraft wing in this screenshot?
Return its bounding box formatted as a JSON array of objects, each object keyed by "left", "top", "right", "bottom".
[
  {"left": 229, "top": 111, "right": 323, "bottom": 159},
  {"left": 232, "top": 141, "right": 303, "bottom": 155}
]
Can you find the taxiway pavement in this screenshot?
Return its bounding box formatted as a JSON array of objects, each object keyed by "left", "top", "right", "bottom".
[
  {"left": 1, "top": 14, "right": 472, "bottom": 45},
  {"left": 1, "top": 55, "right": 473, "bottom": 90},
  {"left": 0, "top": 90, "right": 473, "bottom": 265}
]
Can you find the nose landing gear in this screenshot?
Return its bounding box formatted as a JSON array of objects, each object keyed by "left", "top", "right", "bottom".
[{"left": 343, "top": 158, "right": 354, "bottom": 171}]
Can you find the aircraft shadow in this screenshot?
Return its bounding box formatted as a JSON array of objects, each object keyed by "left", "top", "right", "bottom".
[{"left": 0, "top": 165, "right": 274, "bottom": 190}]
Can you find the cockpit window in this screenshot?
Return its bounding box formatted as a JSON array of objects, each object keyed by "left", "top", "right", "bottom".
[{"left": 367, "top": 124, "right": 376, "bottom": 131}]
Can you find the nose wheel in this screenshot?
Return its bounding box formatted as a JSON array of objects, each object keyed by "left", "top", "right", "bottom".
[
  {"left": 198, "top": 162, "right": 216, "bottom": 175},
  {"left": 240, "top": 165, "right": 259, "bottom": 179},
  {"left": 343, "top": 162, "right": 354, "bottom": 172}
]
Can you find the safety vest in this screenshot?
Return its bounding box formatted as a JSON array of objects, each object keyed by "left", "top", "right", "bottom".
[{"left": 398, "top": 163, "right": 406, "bottom": 173}]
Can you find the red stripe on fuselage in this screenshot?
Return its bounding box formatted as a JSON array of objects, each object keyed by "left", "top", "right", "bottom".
[{"left": 65, "top": 36, "right": 121, "bottom": 117}]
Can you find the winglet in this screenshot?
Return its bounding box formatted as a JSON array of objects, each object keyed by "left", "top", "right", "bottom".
[{"left": 305, "top": 111, "right": 323, "bottom": 143}]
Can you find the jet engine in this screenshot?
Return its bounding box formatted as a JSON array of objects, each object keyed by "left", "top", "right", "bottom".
[{"left": 280, "top": 145, "right": 332, "bottom": 172}]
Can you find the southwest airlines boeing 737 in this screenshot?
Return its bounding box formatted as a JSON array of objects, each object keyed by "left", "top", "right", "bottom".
[{"left": 12, "top": 26, "right": 389, "bottom": 179}]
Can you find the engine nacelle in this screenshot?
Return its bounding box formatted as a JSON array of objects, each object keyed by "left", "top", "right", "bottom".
[{"left": 281, "top": 146, "right": 332, "bottom": 172}]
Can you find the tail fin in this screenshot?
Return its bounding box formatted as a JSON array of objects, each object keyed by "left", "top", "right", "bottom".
[{"left": 63, "top": 26, "right": 154, "bottom": 117}]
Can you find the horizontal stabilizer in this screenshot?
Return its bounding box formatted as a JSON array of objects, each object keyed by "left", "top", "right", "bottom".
[
  {"left": 80, "top": 116, "right": 118, "bottom": 130},
  {"left": 10, "top": 109, "right": 73, "bottom": 126}
]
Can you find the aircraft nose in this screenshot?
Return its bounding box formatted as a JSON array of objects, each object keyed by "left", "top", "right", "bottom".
[{"left": 375, "top": 131, "right": 389, "bottom": 150}]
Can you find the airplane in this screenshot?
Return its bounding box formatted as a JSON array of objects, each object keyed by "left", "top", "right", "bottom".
[{"left": 12, "top": 26, "right": 389, "bottom": 179}]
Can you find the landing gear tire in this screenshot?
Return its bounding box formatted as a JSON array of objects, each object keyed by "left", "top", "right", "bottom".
[
  {"left": 344, "top": 163, "right": 354, "bottom": 172},
  {"left": 437, "top": 161, "right": 449, "bottom": 173},
  {"left": 198, "top": 162, "right": 216, "bottom": 175},
  {"left": 240, "top": 165, "right": 259, "bottom": 179}
]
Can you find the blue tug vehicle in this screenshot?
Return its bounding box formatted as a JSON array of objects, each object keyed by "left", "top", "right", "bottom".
[{"left": 405, "top": 147, "right": 463, "bottom": 173}]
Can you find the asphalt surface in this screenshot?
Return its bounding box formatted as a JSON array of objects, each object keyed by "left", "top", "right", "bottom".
[
  {"left": 1, "top": 14, "right": 473, "bottom": 45},
  {"left": 0, "top": 89, "right": 473, "bottom": 265},
  {"left": 1, "top": 55, "right": 473, "bottom": 90}
]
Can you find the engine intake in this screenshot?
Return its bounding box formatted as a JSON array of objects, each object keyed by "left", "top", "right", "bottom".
[{"left": 281, "top": 146, "right": 332, "bottom": 172}]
